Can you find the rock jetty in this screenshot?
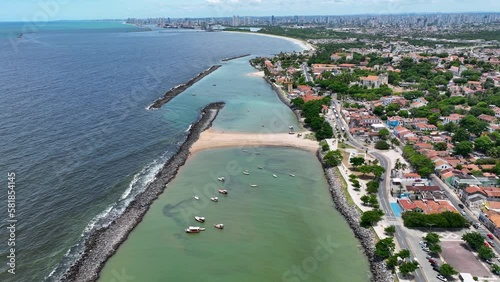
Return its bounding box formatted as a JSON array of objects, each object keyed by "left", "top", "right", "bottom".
[
  {"left": 60, "top": 102, "right": 225, "bottom": 282},
  {"left": 147, "top": 65, "right": 221, "bottom": 109},
  {"left": 317, "top": 151, "right": 394, "bottom": 282}
]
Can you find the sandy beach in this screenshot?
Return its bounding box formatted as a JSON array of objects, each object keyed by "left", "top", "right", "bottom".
[
  {"left": 224, "top": 31, "right": 316, "bottom": 52},
  {"left": 247, "top": 71, "right": 264, "bottom": 77},
  {"left": 190, "top": 128, "right": 318, "bottom": 154}
]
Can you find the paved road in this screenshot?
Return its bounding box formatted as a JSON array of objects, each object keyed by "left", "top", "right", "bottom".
[
  {"left": 301, "top": 63, "right": 313, "bottom": 82},
  {"left": 330, "top": 100, "right": 427, "bottom": 282},
  {"left": 373, "top": 152, "right": 427, "bottom": 282}
]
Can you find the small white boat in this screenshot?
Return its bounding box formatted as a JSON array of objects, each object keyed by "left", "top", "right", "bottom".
[
  {"left": 257, "top": 166, "right": 263, "bottom": 169},
  {"left": 242, "top": 149, "right": 248, "bottom": 152},
  {"left": 243, "top": 171, "right": 250, "bottom": 175},
  {"left": 289, "top": 174, "right": 295, "bottom": 177},
  {"left": 217, "top": 177, "right": 225, "bottom": 182},
  {"left": 250, "top": 184, "right": 258, "bottom": 187},
  {"left": 185, "top": 226, "right": 205, "bottom": 233},
  {"left": 273, "top": 174, "right": 277, "bottom": 178},
  {"left": 218, "top": 189, "right": 228, "bottom": 194},
  {"left": 211, "top": 197, "right": 219, "bottom": 202},
  {"left": 214, "top": 223, "right": 224, "bottom": 229},
  {"left": 195, "top": 216, "right": 205, "bottom": 223},
  {"left": 289, "top": 126, "right": 294, "bottom": 129},
  {"left": 193, "top": 196, "right": 199, "bottom": 200}
]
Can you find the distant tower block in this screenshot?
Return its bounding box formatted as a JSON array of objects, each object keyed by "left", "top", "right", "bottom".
[{"left": 284, "top": 77, "right": 293, "bottom": 93}]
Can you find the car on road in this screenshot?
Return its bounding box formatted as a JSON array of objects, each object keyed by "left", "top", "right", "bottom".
[
  {"left": 473, "top": 223, "right": 480, "bottom": 229},
  {"left": 488, "top": 233, "right": 494, "bottom": 240},
  {"left": 437, "top": 274, "right": 448, "bottom": 281},
  {"left": 486, "top": 259, "right": 494, "bottom": 264},
  {"left": 489, "top": 240, "right": 495, "bottom": 247},
  {"left": 422, "top": 247, "right": 430, "bottom": 252},
  {"left": 432, "top": 265, "right": 440, "bottom": 272},
  {"left": 428, "top": 258, "right": 437, "bottom": 264},
  {"left": 458, "top": 203, "right": 464, "bottom": 209}
]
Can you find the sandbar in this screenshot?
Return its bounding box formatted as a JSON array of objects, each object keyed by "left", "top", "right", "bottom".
[{"left": 190, "top": 128, "right": 318, "bottom": 154}]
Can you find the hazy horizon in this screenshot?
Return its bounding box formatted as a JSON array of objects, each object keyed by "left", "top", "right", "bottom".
[{"left": 1, "top": 0, "right": 499, "bottom": 22}]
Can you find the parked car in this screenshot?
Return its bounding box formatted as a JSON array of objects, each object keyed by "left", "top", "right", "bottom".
[
  {"left": 437, "top": 274, "right": 448, "bottom": 281},
  {"left": 489, "top": 240, "right": 495, "bottom": 247},
  {"left": 488, "top": 234, "right": 494, "bottom": 240},
  {"left": 428, "top": 258, "right": 437, "bottom": 264},
  {"left": 486, "top": 259, "right": 494, "bottom": 265},
  {"left": 458, "top": 203, "right": 464, "bottom": 209},
  {"left": 423, "top": 247, "right": 430, "bottom": 252},
  {"left": 419, "top": 241, "right": 426, "bottom": 246},
  {"left": 432, "top": 266, "right": 440, "bottom": 272},
  {"left": 473, "top": 223, "right": 480, "bottom": 229},
  {"left": 426, "top": 255, "right": 432, "bottom": 259}
]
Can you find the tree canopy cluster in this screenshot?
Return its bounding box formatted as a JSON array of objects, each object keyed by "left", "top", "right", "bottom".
[
  {"left": 292, "top": 97, "right": 333, "bottom": 140},
  {"left": 402, "top": 145, "right": 435, "bottom": 177},
  {"left": 402, "top": 211, "right": 468, "bottom": 228}
]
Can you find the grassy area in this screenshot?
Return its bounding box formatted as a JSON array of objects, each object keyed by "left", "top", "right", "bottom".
[{"left": 335, "top": 167, "right": 356, "bottom": 207}]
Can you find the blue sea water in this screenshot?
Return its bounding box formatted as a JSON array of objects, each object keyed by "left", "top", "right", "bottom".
[{"left": 0, "top": 21, "right": 304, "bottom": 281}]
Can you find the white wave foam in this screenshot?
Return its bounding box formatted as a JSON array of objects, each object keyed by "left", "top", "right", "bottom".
[
  {"left": 185, "top": 124, "right": 192, "bottom": 133},
  {"left": 47, "top": 150, "right": 172, "bottom": 281}
]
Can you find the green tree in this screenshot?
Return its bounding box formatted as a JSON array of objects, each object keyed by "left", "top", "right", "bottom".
[
  {"left": 478, "top": 245, "right": 495, "bottom": 260},
  {"left": 386, "top": 255, "right": 398, "bottom": 271},
  {"left": 491, "top": 263, "right": 500, "bottom": 275},
  {"left": 375, "top": 237, "right": 395, "bottom": 259},
  {"left": 452, "top": 128, "right": 471, "bottom": 143},
  {"left": 366, "top": 180, "right": 380, "bottom": 194},
  {"left": 371, "top": 165, "right": 386, "bottom": 179},
  {"left": 397, "top": 249, "right": 411, "bottom": 259},
  {"left": 462, "top": 232, "right": 486, "bottom": 250},
  {"left": 429, "top": 244, "right": 442, "bottom": 255},
  {"left": 439, "top": 264, "right": 458, "bottom": 277},
  {"left": 323, "top": 150, "right": 343, "bottom": 167},
  {"left": 460, "top": 115, "right": 488, "bottom": 136},
  {"left": 373, "top": 105, "right": 385, "bottom": 116},
  {"left": 360, "top": 195, "right": 370, "bottom": 205},
  {"left": 474, "top": 135, "right": 494, "bottom": 153},
  {"left": 453, "top": 141, "right": 474, "bottom": 157},
  {"left": 368, "top": 194, "right": 379, "bottom": 207},
  {"left": 321, "top": 143, "right": 330, "bottom": 152},
  {"left": 358, "top": 165, "right": 372, "bottom": 175},
  {"left": 424, "top": 233, "right": 440, "bottom": 244},
  {"left": 375, "top": 140, "right": 390, "bottom": 150},
  {"left": 399, "top": 261, "right": 419, "bottom": 276},
  {"left": 384, "top": 225, "right": 396, "bottom": 236},
  {"left": 361, "top": 209, "right": 384, "bottom": 228},
  {"left": 350, "top": 156, "right": 365, "bottom": 169},
  {"left": 378, "top": 128, "right": 390, "bottom": 140}
]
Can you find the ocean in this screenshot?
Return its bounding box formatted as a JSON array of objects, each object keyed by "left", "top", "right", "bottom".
[{"left": 0, "top": 21, "right": 369, "bottom": 281}]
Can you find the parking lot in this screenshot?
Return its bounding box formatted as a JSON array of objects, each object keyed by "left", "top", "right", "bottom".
[{"left": 441, "top": 241, "right": 491, "bottom": 277}]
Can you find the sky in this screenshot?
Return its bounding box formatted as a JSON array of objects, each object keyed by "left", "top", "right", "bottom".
[{"left": 0, "top": 0, "right": 499, "bottom": 21}]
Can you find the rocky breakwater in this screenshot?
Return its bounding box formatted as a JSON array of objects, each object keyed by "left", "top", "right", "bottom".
[
  {"left": 316, "top": 150, "right": 394, "bottom": 282},
  {"left": 147, "top": 65, "right": 222, "bottom": 109},
  {"left": 60, "top": 102, "right": 225, "bottom": 282}
]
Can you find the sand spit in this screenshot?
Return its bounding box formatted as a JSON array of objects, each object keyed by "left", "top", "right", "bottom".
[
  {"left": 190, "top": 129, "right": 318, "bottom": 154},
  {"left": 147, "top": 65, "right": 221, "bottom": 109},
  {"left": 60, "top": 102, "right": 225, "bottom": 282}
]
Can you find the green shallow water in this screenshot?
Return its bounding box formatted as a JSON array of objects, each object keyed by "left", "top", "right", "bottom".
[
  {"left": 163, "top": 58, "right": 302, "bottom": 133},
  {"left": 99, "top": 147, "right": 370, "bottom": 282}
]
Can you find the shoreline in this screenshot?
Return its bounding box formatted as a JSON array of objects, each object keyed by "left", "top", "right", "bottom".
[
  {"left": 252, "top": 57, "right": 391, "bottom": 281},
  {"left": 147, "top": 65, "right": 221, "bottom": 109},
  {"left": 318, "top": 153, "right": 394, "bottom": 282},
  {"left": 224, "top": 30, "right": 316, "bottom": 52},
  {"left": 60, "top": 102, "right": 225, "bottom": 282}
]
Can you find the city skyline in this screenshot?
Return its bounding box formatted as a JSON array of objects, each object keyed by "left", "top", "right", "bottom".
[{"left": 1, "top": 0, "right": 499, "bottom": 22}]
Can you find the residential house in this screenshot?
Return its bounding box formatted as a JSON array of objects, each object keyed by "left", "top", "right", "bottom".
[
  {"left": 441, "top": 113, "right": 464, "bottom": 125},
  {"left": 359, "top": 74, "right": 388, "bottom": 88},
  {"left": 478, "top": 114, "right": 498, "bottom": 124}
]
